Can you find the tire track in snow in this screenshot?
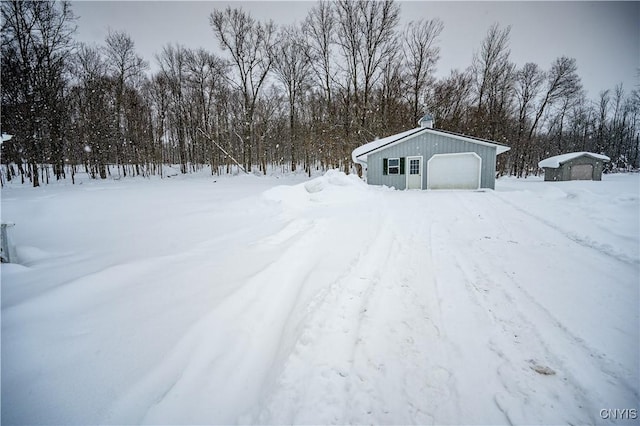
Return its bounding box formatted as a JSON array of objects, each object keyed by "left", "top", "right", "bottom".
[
  {"left": 451, "top": 192, "right": 636, "bottom": 423},
  {"left": 477, "top": 193, "right": 639, "bottom": 394},
  {"left": 366, "top": 206, "right": 459, "bottom": 424},
  {"left": 97, "top": 184, "right": 636, "bottom": 425},
  {"left": 255, "top": 195, "right": 459, "bottom": 425},
  {"left": 253, "top": 210, "right": 395, "bottom": 424},
  {"left": 426, "top": 192, "right": 597, "bottom": 424},
  {"left": 341, "top": 217, "right": 454, "bottom": 425},
  {"left": 104, "top": 218, "right": 334, "bottom": 424},
  {"left": 493, "top": 191, "right": 639, "bottom": 266},
  {"left": 438, "top": 242, "right": 594, "bottom": 424},
  {"left": 428, "top": 218, "right": 516, "bottom": 425}
]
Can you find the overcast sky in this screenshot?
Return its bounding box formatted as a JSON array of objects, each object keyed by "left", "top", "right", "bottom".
[{"left": 72, "top": 1, "right": 639, "bottom": 100}]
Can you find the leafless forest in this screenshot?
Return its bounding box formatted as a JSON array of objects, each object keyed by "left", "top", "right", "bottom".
[{"left": 2, "top": 0, "right": 638, "bottom": 186}]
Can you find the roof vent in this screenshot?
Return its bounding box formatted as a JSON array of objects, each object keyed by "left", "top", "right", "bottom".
[{"left": 418, "top": 114, "right": 434, "bottom": 129}]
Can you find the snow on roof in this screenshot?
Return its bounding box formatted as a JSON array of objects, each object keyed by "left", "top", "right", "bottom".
[
  {"left": 538, "top": 152, "right": 611, "bottom": 169},
  {"left": 352, "top": 127, "right": 510, "bottom": 164},
  {"left": 352, "top": 127, "right": 424, "bottom": 164}
]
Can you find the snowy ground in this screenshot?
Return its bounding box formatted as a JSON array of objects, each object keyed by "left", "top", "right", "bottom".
[{"left": 1, "top": 169, "right": 638, "bottom": 425}]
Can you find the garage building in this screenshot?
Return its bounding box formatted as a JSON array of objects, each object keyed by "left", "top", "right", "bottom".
[
  {"left": 538, "top": 152, "right": 610, "bottom": 181},
  {"left": 352, "top": 115, "right": 510, "bottom": 190}
]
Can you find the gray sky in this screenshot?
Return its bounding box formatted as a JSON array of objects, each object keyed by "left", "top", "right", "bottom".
[{"left": 72, "top": 1, "right": 639, "bottom": 100}]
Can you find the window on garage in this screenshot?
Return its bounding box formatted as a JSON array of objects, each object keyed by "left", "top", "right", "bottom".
[
  {"left": 388, "top": 158, "right": 400, "bottom": 174},
  {"left": 383, "top": 158, "right": 405, "bottom": 175},
  {"left": 409, "top": 158, "right": 420, "bottom": 174}
]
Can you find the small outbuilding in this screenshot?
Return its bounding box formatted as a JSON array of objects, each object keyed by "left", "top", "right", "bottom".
[
  {"left": 538, "top": 152, "right": 610, "bottom": 181},
  {"left": 352, "top": 115, "right": 510, "bottom": 190}
]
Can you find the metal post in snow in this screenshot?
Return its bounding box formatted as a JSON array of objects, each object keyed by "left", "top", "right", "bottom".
[{"left": 1, "top": 222, "right": 15, "bottom": 263}]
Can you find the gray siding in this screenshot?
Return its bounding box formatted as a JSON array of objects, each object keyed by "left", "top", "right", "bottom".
[
  {"left": 542, "top": 167, "right": 563, "bottom": 181},
  {"left": 366, "top": 132, "right": 498, "bottom": 189},
  {"left": 543, "top": 155, "right": 606, "bottom": 181}
]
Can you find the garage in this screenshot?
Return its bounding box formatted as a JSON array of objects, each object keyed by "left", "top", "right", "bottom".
[
  {"left": 427, "top": 152, "right": 481, "bottom": 190},
  {"left": 352, "top": 115, "right": 510, "bottom": 190},
  {"left": 538, "top": 152, "right": 610, "bottom": 181}
]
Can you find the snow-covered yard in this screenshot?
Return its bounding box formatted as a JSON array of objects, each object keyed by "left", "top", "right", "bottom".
[{"left": 1, "top": 170, "right": 638, "bottom": 424}]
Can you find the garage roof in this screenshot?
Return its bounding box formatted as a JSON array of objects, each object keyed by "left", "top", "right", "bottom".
[
  {"left": 352, "top": 126, "right": 510, "bottom": 164},
  {"left": 538, "top": 152, "right": 611, "bottom": 169}
]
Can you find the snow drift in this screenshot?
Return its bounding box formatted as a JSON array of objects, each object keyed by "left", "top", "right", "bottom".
[{"left": 1, "top": 171, "right": 638, "bottom": 424}]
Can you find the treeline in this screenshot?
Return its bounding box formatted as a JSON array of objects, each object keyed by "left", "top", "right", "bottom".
[{"left": 1, "top": 0, "right": 638, "bottom": 187}]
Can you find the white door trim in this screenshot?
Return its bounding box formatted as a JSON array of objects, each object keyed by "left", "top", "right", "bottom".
[{"left": 405, "top": 155, "right": 423, "bottom": 190}]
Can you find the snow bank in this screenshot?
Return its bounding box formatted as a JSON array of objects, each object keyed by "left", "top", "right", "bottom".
[
  {"left": 2, "top": 170, "right": 638, "bottom": 425},
  {"left": 262, "top": 169, "right": 371, "bottom": 213}
]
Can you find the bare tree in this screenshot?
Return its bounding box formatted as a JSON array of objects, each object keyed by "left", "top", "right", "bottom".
[
  {"left": 304, "top": 1, "right": 340, "bottom": 171},
  {"left": 402, "top": 18, "right": 443, "bottom": 122},
  {"left": 210, "top": 7, "right": 275, "bottom": 172},
  {"left": 156, "top": 44, "right": 189, "bottom": 173},
  {"left": 184, "top": 48, "right": 228, "bottom": 172},
  {"left": 378, "top": 49, "right": 406, "bottom": 134},
  {"left": 511, "top": 62, "right": 544, "bottom": 175},
  {"left": 4, "top": 1, "right": 638, "bottom": 184},
  {"left": 1, "top": 0, "right": 76, "bottom": 185},
  {"left": 335, "top": 0, "right": 362, "bottom": 105},
  {"left": 272, "top": 24, "right": 312, "bottom": 172},
  {"left": 527, "top": 56, "right": 582, "bottom": 141},
  {"left": 429, "top": 69, "right": 473, "bottom": 132},
  {"left": 70, "top": 43, "right": 113, "bottom": 179},
  {"left": 356, "top": 0, "right": 400, "bottom": 128},
  {"left": 1, "top": 0, "right": 40, "bottom": 186},
  {"left": 471, "top": 23, "right": 515, "bottom": 143},
  {"left": 334, "top": 0, "right": 400, "bottom": 170},
  {"left": 33, "top": 1, "right": 77, "bottom": 180},
  {"left": 610, "top": 84, "right": 630, "bottom": 167},
  {"left": 472, "top": 23, "right": 512, "bottom": 112},
  {"left": 103, "top": 30, "right": 148, "bottom": 176},
  {"left": 513, "top": 57, "right": 581, "bottom": 175},
  {"left": 595, "top": 89, "right": 610, "bottom": 154},
  {"left": 304, "top": 1, "right": 336, "bottom": 110},
  {"left": 145, "top": 74, "right": 170, "bottom": 175}
]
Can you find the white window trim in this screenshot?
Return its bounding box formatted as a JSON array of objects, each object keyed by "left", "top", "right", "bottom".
[{"left": 388, "top": 157, "right": 400, "bottom": 175}]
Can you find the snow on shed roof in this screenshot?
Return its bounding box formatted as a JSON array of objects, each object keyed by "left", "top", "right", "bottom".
[
  {"left": 538, "top": 152, "right": 611, "bottom": 169},
  {"left": 352, "top": 127, "right": 510, "bottom": 164}
]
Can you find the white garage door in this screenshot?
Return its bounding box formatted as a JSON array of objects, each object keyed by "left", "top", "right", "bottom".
[{"left": 427, "top": 152, "right": 482, "bottom": 190}]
